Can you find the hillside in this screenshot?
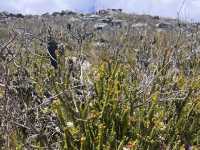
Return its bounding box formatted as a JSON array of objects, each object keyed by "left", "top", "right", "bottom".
[{"left": 0, "top": 10, "right": 200, "bottom": 149}]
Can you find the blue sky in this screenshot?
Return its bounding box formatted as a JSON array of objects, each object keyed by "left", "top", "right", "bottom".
[{"left": 0, "top": 0, "right": 200, "bottom": 21}]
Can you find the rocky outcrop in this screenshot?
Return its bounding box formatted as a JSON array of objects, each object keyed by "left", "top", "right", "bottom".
[
  {"left": 52, "top": 12, "right": 60, "bottom": 17},
  {"left": 156, "top": 22, "right": 173, "bottom": 29},
  {"left": 94, "top": 23, "right": 108, "bottom": 30},
  {"left": 99, "top": 17, "right": 113, "bottom": 23},
  {"left": 0, "top": 12, "right": 24, "bottom": 18},
  {"left": 132, "top": 23, "right": 148, "bottom": 28},
  {"left": 51, "top": 10, "right": 77, "bottom": 17},
  {"left": 97, "top": 9, "right": 122, "bottom": 15},
  {"left": 110, "top": 19, "right": 124, "bottom": 28},
  {"left": 60, "top": 10, "right": 77, "bottom": 16},
  {"left": 0, "top": 9, "right": 193, "bottom": 35},
  {"left": 42, "top": 13, "right": 50, "bottom": 17}
]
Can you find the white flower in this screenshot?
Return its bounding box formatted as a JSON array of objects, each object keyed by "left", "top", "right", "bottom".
[
  {"left": 123, "top": 147, "right": 130, "bottom": 150},
  {"left": 66, "top": 122, "right": 74, "bottom": 128},
  {"left": 55, "top": 127, "right": 60, "bottom": 133}
]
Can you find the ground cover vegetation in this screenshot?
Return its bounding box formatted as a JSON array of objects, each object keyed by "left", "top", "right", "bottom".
[{"left": 0, "top": 10, "right": 200, "bottom": 149}]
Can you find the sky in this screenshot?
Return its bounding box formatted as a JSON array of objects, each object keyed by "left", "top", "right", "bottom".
[{"left": 0, "top": 0, "right": 200, "bottom": 21}]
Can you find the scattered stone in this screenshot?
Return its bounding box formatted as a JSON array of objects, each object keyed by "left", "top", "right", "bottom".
[
  {"left": 153, "top": 16, "right": 160, "bottom": 20},
  {"left": 88, "top": 14, "right": 101, "bottom": 19},
  {"left": 111, "top": 9, "right": 122, "bottom": 12},
  {"left": 132, "top": 23, "right": 148, "bottom": 28},
  {"left": 94, "top": 23, "right": 108, "bottom": 30},
  {"left": 99, "top": 17, "right": 113, "bottom": 23},
  {"left": 68, "top": 17, "right": 80, "bottom": 23},
  {"left": 97, "top": 10, "right": 110, "bottom": 15},
  {"left": 156, "top": 22, "right": 173, "bottom": 29},
  {"left": 111, "top": 19, "right": 124, "bottom": 28}
]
